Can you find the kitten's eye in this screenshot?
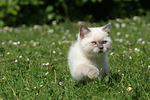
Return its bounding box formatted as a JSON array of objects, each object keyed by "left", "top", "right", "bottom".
[
  {"left": 91, "top": 41, "right": 97, "bottom": 45},
  {"left": 103, "top": 41, "right": 107, "bottom": 44}
]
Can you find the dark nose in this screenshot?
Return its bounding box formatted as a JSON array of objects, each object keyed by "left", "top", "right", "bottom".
[{"left": 99, "top": 46, "right": 103, "bottom": 50}]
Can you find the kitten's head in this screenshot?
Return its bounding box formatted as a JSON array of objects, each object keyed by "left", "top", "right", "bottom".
[{"left": 78, "top": 23, "right": 112, "bottom": 57}]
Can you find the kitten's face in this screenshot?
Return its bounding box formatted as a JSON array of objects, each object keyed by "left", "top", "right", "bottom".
[{"left": 79, "top": 23, "right": 112, "bottom": 56}]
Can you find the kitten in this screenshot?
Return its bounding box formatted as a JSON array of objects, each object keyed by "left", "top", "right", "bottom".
[{"left": 68, "top": 23, "right": 112, "bottom": 81}]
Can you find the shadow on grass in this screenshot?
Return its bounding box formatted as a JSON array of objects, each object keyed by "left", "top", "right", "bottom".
[
  {"left": 110, "top": 73, "right": 122, "bottom": 84},
  {"left": 74, "top": 73, "right": 122, "bottom": 87}
]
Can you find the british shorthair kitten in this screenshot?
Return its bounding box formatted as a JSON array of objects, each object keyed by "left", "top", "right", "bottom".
[{"left": 68, "top": 23, "right": 112, "bottom": 81}]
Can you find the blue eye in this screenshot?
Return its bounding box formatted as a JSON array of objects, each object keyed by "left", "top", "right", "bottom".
[
  {"left": 103, "top": 41, "right": 107, "bottom": 44},
  {"left": 91, "top": 41, "right": 97, "bottom": 45}
]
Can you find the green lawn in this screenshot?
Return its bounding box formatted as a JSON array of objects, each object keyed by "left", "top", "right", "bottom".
[{"left": 0, "top": 16, "right": 150, "bottom": 100}]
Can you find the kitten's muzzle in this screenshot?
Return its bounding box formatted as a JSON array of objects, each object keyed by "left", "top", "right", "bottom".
[
  {"left": 99, "top": 50, "right": 103, "bottom": 53},
  {"left": 98, "top": 44, "right": 104, "bottom": 50},
  {"left": 98, "top": 45, "right": 104, "bottom": 53},
  {"left": 99, "top": 46, "right": 103, "bottom": 50}
]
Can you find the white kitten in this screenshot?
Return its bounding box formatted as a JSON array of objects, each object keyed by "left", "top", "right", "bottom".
[{"left": 68, "top": 23, "right": 112, "bottom": 81}]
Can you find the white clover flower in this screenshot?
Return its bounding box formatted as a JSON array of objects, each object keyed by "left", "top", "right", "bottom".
[
  {"left": 33, "top": 25, "right": 40, "bottom": 29},
  {"left": 30, "top": 40, "right": 34, "bottom": 43},
  {"left": 137, "top": 38, "right": 142, "bottom": 42},
  {"left": 125, "top": 34, "right": 129, "bottom": 38},
  {"left": 17, "top": 41, "right": 20, "bottom": 44},
  {"left": 119, "top": 39, "right": 123, "bottom": 43},
  {"left": 59, "top": 52, "right": 62, "bottom": 55},
  {"left": 58, "top": 41, "right": 62, "bottom": 45},
  {"left": 133, "top": 16, "right": 140, "bottom": 21},
  {"left": 116, "top": 32, "right": 121, "bottom": 36},
  {"left": 1, "top": 42, "right": 5, "bottom": 45},
  {"left": 54, "top": 59, "right": 57, "bottom": 61},
  {"left": 134, "top": 48, "right": 140, "bottom": 52},
  {"left": 19, "top": 56, "right": 22, "bottom": 58},
  {"left": 142, "top": 41, "right": 145, "bottom": 44},
  {"left": 121, "top": 23, "right": 126, "bottom": 28},
  {"left": 115, "top": 23, "right": 120, "bottom": 28},
  {"left": 27, "top": 58, "right": 30, "bottom": 61},
  {"left": 51, "top": 42, "right": 55, "bottom": 46},
  {"left": 45, "top": 72, "right": 49, "bottom": 75},
  {"left": 52, "top": 20, "right": 57, "bottom": 25},
  {"left": 115, "top": 39, "right": 123, "bottom": 43},
  {"left": 47, "top": 29, "right": 54, "bottom": 33},
  {"left": 123, "top": 51, "right": 126, "bottom": 53},
  {"left": 129, "top": 56, "right": 132, "bottom": 59},
  {"left": 7, "top": 52, "right": 10, "bottom": 55},
  {"left": 77, "top": 21, "right": 84, "bottom": 25},
  {"left": 32, "top": 42, "right": 40, "bottom": 46},
  {"left": 110, "top": 52, "right": 114, "bottom": 55},
  {"left": 15, "top": 60, "right": 18, "bottom": 63},
  {"left": 9, "top": 40, "right": 12, "bottom": 43},
  {"left": 126, "top": 41, "right": 130, "bottom": 44},
  {"left": 116, "top": 18, "right": 123, "bottom": 22},
  {"left": 13, "top": 42, "right": 18, "bottom": 45},
  {"left": 40, "top": 85, "right": 43, "bottom": 87},
  {"left": 65, "top": 30, "right": 70, "bottom": 34},
  {"left": 148, "top": 65, "right": 150, "bottom": 68},
  {"left": 53, "top": 51, "right": 56, "bottom": 54},
  {"left": 3, "top": 26, "right": 9, "bottom": 31}
]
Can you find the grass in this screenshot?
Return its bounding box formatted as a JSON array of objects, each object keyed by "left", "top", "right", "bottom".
[{"left": 0, "top": 15, "right": 150, "bottom": 100}]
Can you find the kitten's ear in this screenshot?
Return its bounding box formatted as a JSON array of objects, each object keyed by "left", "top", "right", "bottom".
[
  {"left": 80, "top": 25, "right": 91, "bottom": 39},
  {"left": 102, "top": 22, "right": 111, "bottom": 33}
]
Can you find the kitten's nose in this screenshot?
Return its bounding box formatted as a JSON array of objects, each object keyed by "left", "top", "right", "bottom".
[{"left": 99, "top": 46, "right": 103, "bottom": 50}]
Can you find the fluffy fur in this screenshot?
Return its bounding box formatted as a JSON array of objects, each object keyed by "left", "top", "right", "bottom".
[{"left": 68, "top": 23, "right": 112, "bottom": 81}]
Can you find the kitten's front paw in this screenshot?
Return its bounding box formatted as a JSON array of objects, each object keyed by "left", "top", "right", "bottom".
[{"left": 88, "top": 68, "right": 99, "bottom": 79}]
